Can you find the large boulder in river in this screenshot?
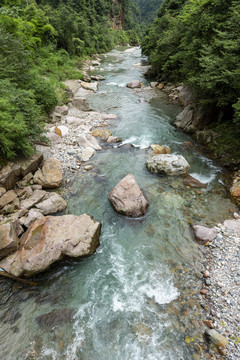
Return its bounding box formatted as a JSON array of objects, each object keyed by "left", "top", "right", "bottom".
[
  {"left": 126, "top": 80, "right": 141, "bottom": 89},
  {"left": 108, "top": 174, "right": 149, "bottom": 217},
  {"left": 0, "top": 214, "right": 101, "bottom": 277},
  {"left": 0, "top": 223, "right": 20, "bottom": 259},
  {"left": 146, "top": 154, "right": 190, "bottom": 176},
  {"left": 33, "top": 158, "right": 63, "bottom": 188}
]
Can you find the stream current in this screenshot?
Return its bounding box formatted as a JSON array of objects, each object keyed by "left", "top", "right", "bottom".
[{"left": 0, "top": 47, "right": 237, "bottom": 360}]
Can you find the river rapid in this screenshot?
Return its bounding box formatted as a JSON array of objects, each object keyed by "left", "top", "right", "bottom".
[{"left": 0, "top": 47, "right": 237, "bottom": 360}]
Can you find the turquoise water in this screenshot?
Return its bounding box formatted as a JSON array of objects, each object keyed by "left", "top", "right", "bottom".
[{"left": 0, "top": 47, "right": 236, "bottom": 360}]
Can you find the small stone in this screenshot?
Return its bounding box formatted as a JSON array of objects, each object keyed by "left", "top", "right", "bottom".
[
  {"left": 205, "top": 279, "right": 211, "bottom": 286},
  {"left": 200, "top": 289, "right": 208, "bottom": 295},
  {"left": 84, "top": 165, "right": 92, "bottom": 171},
  {"left": 204, "top": 320, "right": 214, "bottom": 329},
  {"left": 203, "top": 270, "right": 210, "bottom": 278}
]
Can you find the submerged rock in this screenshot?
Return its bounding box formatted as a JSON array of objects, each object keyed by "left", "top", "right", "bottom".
[
  {"left": 0, "top": 214, "right": 101, "bottom": 277},
  {"left": 108, "top": 174, "right": 149, "bottom": 217},
  {"left": 126, "top": 80, "right": 141, "bottom": 89},
  {"left": 36, "top": 309, "right": 75, "bottom": 330},
  {"left": 192, "top": 225, "right": 217, "bottom": 245},
  {"left": 146, "top": 154, "right": 190, "bottom": 176},
  {"left": 184, "top": 175, "right": 207, "bottom": 188}
]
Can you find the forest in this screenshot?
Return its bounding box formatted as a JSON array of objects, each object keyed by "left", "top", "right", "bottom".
[
  {"left": 142, "top": 0, "right": 240, "bottom": 159},
  {"left": 0, "top": 0, "right": 139, "bottom": 160},
  {"left": 0, "top": 0, "right": 240, "bottom": 161}
]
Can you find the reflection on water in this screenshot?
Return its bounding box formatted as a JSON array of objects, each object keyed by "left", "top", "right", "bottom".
[{"left": 0, "top": 47, "right": 237, "bottom": 360}]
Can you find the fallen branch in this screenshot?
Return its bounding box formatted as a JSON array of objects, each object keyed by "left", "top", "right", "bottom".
[{"left": 0, "top": 271, "right": 37, "bottom": 287}]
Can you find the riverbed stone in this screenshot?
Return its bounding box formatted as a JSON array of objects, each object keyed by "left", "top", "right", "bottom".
[
  {"left": 78, "top": 147, "right": 96, "bottom": 162},
  {"left": 102, "top": 113, "right": 118, "bottom": 120},
  {"left": 0, "top": 190, "right": 17, "bottom": 209},
  {"left": 36, "top": 309, "right": 75, "bottom": 330},
  {"left": 91, "top": 129, "right": 112, "bottom": 141},
  {"left": 192, "top": 225, "right": 217, "bottom": 245},
  {"left": 45, "top": 132, "right": 62, "bottom": 145},
  {"left": 35, "top": 192, "right": 67, "bottom": 215},
  {"left": 150, "top": 144, "right": 171, "bottom": 155},
  {"left": 80, "top": 81, "right": 98, "bottom": 92},
  {"left": 107, "top": 136, "right": 122, "bottom": 144},
  {"left": 108, "top": 174, "right": 149, "bottom": 217},
  {"left": 16, "top": 173, "right": 33, "bottom": 189},
  {"left": 23, "top": 208, "right": 45, "bottom": 228},
  {"left": 204, "top": 329, "right": 228, "bottom": 350},
  {"left": 72, "top": 97, "right": 91, "bottom": 111},
  {"left": 126, "top": 80, "right": 141, "bottom": 89},
  {"left": 0, "top": 223, "right": 20, "bottom": 259},
  {"left": 1, "top": 198, "right": 20, "bottom": 215},
  {"left": 20, "top": 189, "right": 46, "bottom": 210},
  {"left": 0, "top": 187, "right": 6, "bottom": 198},
  {"left": 146, "top": 154, "right": 190, "bottom": 176},
  {"left": 0, "top": 214, "right": 101, "bottom": 277},
  {"left": 55, "top": 105, "right": 68, "bottom": 115},
  {"left": 33, "top": 158, "right": 63, "bottom": 188},
  {"left": 184, "top": 175, "right": 207, "bottom": 188},
  {"left": 54, "top": 125, "right": 69, "bottom": 138},
  {"left": 223, "top": 219, "right": 240, "bottom": 232}
]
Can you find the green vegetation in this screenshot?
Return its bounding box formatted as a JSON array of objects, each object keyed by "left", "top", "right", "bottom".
[
  {"left": 133, "top": 0, "right": 162, "bottom": 23},
  {"left": 142, "top": 0, "right": 240, "bottom": 129},
  {"left": 0, "top": 0, "right": 139, "bottom": 161}
]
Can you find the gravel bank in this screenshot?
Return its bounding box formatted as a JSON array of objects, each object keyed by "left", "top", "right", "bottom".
[{"left": 199, "top": 220, "right": 240, "bottom": 359}]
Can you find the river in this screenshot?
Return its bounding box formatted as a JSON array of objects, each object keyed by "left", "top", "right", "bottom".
[{"left": 0, "top": 47, "right": 236, "bottom": 360}]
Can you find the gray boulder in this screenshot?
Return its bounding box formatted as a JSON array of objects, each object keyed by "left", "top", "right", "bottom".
[
  {"left": 0, "top": 214, "right": 101, "bottom": 276},
  {"left": 108, "top": 174, "right": 149, "bottom": 218},
  {"left": 192, "top": 225, "right": 217, "bottom": 245},
  {"left": 126, "top": 80, "right": 141, "bottom": 89},
  {"left": 0, "top": 190, "right": 17, "bottom": 209},
  {"left": 146, "top": 154, "right": 190, "bottom": 176}
]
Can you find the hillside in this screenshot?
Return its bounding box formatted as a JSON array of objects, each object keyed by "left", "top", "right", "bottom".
[
  {"left": 0, "top": 0, "right": 139, "bottom": 161},
  {"left": 133, "top": 0, "right": 162, "bottom": 23},
  {"left": 142, "top": 0, "right": 240, "bottom": 166}
]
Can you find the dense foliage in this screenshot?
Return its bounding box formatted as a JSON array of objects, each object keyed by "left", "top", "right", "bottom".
[
  {"left": 142, "top": 0, "right": 240, "bottom": 124},
  {"left": 133, "top": 0, "right": 162, "bottom": 23},
  {"left": 0, "top": 0, "right": 139, "bottom": 160}
]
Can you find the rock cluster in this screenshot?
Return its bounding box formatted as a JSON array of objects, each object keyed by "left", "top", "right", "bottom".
[{"left": 0, "top": 214, "right": 101, "bottom": 277}]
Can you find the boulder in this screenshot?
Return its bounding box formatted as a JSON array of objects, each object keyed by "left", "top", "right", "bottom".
[
  {"left": 72, "top": 97, "right": 91, "bottom": 111},
  {"left": 107, "top": 136, "right": 122, "bottom": 144},
  {"left": 45, "top": 132, "right": 62, "bottom": 145},
  {"left": 126, "top": 80, "right": 141, "bottom": 89},
  {"left": 0, "top": 153, "right": 43, "bottom": 190},
  {"left": 16, "top": 172, "right": 33, "bottom": 189},
  {"left": 16, "top": 186, "right": 33, "bottom": 200},
  {"left": 0, "top": 187, "right": 6, "bottom": 198},
  {"left": 150, "top": 82, "right": 158, "bottom": 88},
  {"left": 63, "top": 80, "right": 81, "bottom": 94},
  {"left": 54, "top": 126, "right": 69, "bottom": 138},
  {"left": 204, "top": 329, "right": 228, "bottom": 352},
  {"left": 23, "top": 208, "right": 45, "bottom": 228},
  {"left": 91, "top": 129, "right": 112, "bottom": 141},
  {"left": 91, "top": 60, "right": 100, "bottom": 66},
  {"left": 146, "top": 154, "right": 190, "bottom": 176},
  {"left": 66, "top": 116, "right": 85, "bottom": 126},
  {"left": 80, "top": 81, "right": 98, "bottom": 92},
  {"left": 91, "top": 75, "right": 105, "bottom": 81},
  {"left": 50, "top": 112, "right": 61, "bottom": 123},
  {"left": 78, "top": 147, "right": 96, "bottom": 162},
  {"left": 1, "top": 198, "right": 20, "bottom": 215},
  {"left": 77, "top": 134, "right": 102, "bottom": 150},
  {"left": 102, "top": 113, "right": 118, "bottom": 120},
  {"left": 35, "top": 192, "right": 67, "bottom": 215},
  {"left": 178, "top": 86, "right": 195, "bottom": 107},
  {"left": 108, "top": 174, "right": 149, "bottom": 217},
  {"left": 20, "top": 189, "right": 46, "bottom": 210},
  {"left": 0, "top": 190, "right": 17, "bottom": 209},
  {"left": 150, "top": 144, "right": 171, "bottom": 155},
  {"left": 184, "top": 175, "right": 207, "bottom": 188},
  {"left": 36, "top": 309, "right": 75, "bottom": 330},
  {"left": 0, "top": 223, "right": 20, "bottom": 259},
  {"left": 55, "top": 105, "right": 68, "bottom": 115},
  {"left": 157, "top": 83, "right": 164, "bottom": 90},
  {"left": 192, "top": 225, "right": 217, "bottom": 245},
  {"left": 175, "top": 106, "right": 194, "bottom": 133},
  {"left": 33, "top": 158, "right": 63, "bottom": 188},
  {"left": 0, "top": 214, "right": 101, "bottom": 277}
]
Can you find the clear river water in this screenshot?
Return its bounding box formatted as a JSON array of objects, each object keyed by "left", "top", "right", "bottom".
[{"left": 0, "top": 47, "right": 237, "bottom": 360}]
